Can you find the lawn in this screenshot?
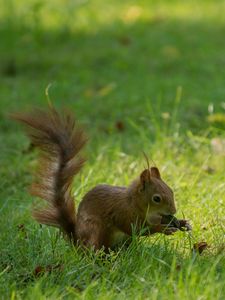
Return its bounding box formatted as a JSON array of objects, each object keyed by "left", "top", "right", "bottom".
[{"left": 0, "top": 0, "right": 225, "bottom": 299}]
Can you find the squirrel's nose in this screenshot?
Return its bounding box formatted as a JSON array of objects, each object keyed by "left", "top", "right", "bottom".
[
  {"left": 167, "top": 202, "right": 176, "bottom": 215},
  {"left": 170, "top": 205, "right": 177, "bottom": 215},
  {"left": 162, "top": 204, "right": 177, "bottom": 216}
]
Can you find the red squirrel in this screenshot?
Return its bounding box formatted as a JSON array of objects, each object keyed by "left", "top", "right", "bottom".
[{"left": 13, "top": 106, "right": 190, "bottom": 251}]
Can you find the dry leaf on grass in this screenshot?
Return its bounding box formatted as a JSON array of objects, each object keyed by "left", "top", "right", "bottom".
[
  {"left": 34, "top": 264, "right": 63, "bottom": 277},
  {"left": 193, "top": 242, "right": 208, "bottom": 255},
  {"left": 115, "top": 121, "right": 125, "bottom": 132}
]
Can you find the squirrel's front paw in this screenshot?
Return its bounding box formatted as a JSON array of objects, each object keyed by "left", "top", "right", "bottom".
[
  {"left": 150, "top": 224, "right": 179, "bottom": 235},
  {"left": 163, "top": 226, "right": 179, "bottom": 235},
  {"left": 178, "top": 219, "right": 192, "bottom": 231}
]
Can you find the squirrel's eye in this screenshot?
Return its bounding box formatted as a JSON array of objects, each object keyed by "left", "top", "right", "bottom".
[{"left": 152, "top": 194, "right": 162, "bottom": 204}]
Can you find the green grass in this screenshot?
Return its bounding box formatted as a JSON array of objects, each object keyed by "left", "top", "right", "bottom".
[{"left": 0, "top": 0, "right": 225, "bottom": 299}]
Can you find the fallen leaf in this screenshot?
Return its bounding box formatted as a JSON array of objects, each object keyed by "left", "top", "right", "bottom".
[
  {"left": 118, "top": 36, "right": 132, "bottom": 46},
  {"left": 34, "top": 264, "right": 63, "bottom": 277},
  {"left": 115, "top": 121, "right": 125, "bottom": 132},
  {"left": 193, "top": 242, "right": 208, "bottom": 255},
  {"left": 34, "top": 266, "right": 45, "bottom": 277}
]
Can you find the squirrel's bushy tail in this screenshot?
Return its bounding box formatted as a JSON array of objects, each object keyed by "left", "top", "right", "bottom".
[{"left": 12, "top": 106, "right": 86, "bottom": 242}]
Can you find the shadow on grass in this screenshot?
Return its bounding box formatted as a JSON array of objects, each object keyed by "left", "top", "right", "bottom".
[
  {"left": 0, "top": 12, "right": 224, "bottom": 132},
  {"left": 1, "top": 228, "right": 223, "bottom": 297}
]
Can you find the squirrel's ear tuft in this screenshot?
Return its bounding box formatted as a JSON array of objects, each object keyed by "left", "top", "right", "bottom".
[
  {"left": 140, "top": 169, "right": 151, "bottom": 190},
  {"left": 150, "top": 167, "right": 161, "bottom": 179}
]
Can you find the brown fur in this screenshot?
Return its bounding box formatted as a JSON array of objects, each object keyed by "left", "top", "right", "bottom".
[
  {"left": 12, "top": 107, "right": 86, "bottom": 242},
  {"left": 13, "top": 106, "right": 182, "bottom": 251}
]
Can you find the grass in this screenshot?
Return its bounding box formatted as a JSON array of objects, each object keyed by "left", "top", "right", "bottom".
[{"left": 0, "top": 0, "right": 225, "bottom": 299}]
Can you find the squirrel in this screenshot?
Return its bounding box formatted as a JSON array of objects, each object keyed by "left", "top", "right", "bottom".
[{"left": 12, "top": 106, "right": 190, "bottom": 251}]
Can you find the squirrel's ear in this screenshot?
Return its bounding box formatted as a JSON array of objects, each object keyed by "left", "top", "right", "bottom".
[
  {"left": 140, "top": 169, "right": 151, "bottom": 190},
  {"left": 150, "top": 167, "right": 161, "bottom": 179}
]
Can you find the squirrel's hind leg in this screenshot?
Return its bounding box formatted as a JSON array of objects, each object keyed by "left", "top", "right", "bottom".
[{"left": 77, "top": 218, "right": 110, "bottom": 251}]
